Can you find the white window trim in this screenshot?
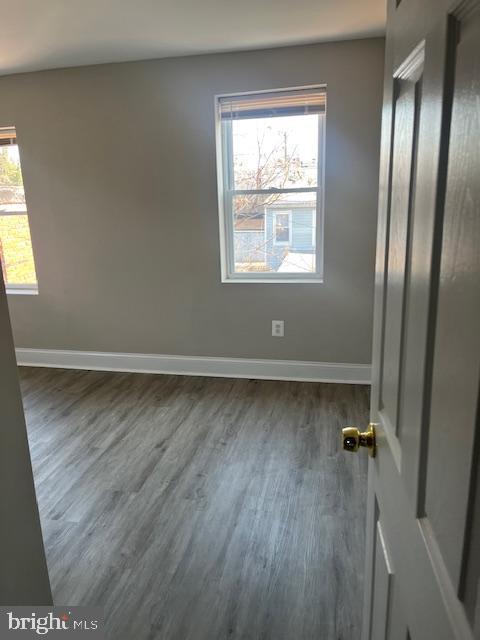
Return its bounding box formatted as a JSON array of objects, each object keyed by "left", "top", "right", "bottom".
[
  {"left": 272, "top": 210, "right": 292, "bottom": 246},
  {"left": 215, "top": 84, "right": 326, "bottom": 284},
  {"left": 6, "top": 283, "right": 38, "bottom": 295},
  {"left": 0, "top": 126, "right": 39, "bottom": 295}
]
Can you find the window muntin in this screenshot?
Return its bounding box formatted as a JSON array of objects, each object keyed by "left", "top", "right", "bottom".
[
  {"left": 217, "top": 86, "right": 325, "bottom": 281},
  {"left": 0, "top": 127, "right": 38, "bottom": 292}
]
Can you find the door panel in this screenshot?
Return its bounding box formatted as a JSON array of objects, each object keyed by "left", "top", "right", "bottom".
[
  {"left": 462, "top": 447, "right": 480, "bottom": 629},
  {"left": 424, "top": 6, "right": 480, "bottom": 592},
  {"left": 371, "top": 522, "right": 393, "bottom": 640},
  {"left": 380, "top": 65, "right": 422, "bottom": 442},
  {"left": 386, "top": 583, "right": 409, "bottom": 640},
  {"left": 363, "top": 0, "right": 480, "bottom": 638}
]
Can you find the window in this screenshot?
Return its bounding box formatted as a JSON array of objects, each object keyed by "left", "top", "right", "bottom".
[
  {"left": 216, "top": 86, "right": 325, "bottom": 282},
  {"left": 273, "top": 211, "right": 291, "bottom": 245},
  {"left": 0, "top": 127, "right": 38, "bottom": 293}
]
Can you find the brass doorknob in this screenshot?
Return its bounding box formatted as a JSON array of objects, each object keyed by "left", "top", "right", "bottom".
[{"left": 342, "top": 423, "right": 376, "bottom": 457}]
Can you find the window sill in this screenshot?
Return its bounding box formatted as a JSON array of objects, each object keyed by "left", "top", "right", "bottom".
[
  {"left": 222, "top": 277, "right": 323, "bottom": 284},
  {"left": 6, "top": 287, "right": 38, "bottom": 296}
]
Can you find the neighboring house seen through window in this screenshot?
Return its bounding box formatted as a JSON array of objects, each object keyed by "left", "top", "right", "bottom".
[
  {"left": 0, "top": 127, "right": 38, "bottom": 293},
  {"left": 216, "top": 86, "right": 325, "bottom": 282}
]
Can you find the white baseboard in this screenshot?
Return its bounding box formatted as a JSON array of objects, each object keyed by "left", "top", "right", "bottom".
[{"left": 15, "top": 348, "right": 371, "bottom": 384}]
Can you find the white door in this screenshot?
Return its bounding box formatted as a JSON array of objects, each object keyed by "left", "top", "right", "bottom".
[
  {"left": 0, "top": 274, "right": 51, "bottom": 604},
  {"left": 351, "top": 0, "right": 480, "bottom": 638}
]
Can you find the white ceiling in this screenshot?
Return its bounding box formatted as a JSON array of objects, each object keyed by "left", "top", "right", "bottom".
[{"left": 1, "top": 0, "right": 385, "bottom": 76}]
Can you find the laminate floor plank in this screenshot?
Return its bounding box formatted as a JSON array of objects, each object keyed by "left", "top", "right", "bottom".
[{"left": 20, "top": 368, "right": 369, "bottom": 640}]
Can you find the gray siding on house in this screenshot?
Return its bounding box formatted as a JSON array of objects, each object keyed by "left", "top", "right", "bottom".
[
  {"left": 234, "top": 231, "right": 265, "bottom": 263},
  {"left": 291, "top": 210, "right": 315, "bottom": 251}
]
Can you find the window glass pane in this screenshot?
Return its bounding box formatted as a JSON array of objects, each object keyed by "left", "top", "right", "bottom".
[
  {"left": 0, "top": 140, "right": 37, "bottom": 287},
  {"left": 0, "top": 143, "right": 25, "bottom": 203},
  {"left": 0, "top": 214, "right": 37, "bottom": 285},
  {"left": 232, "top": 114, "right": 319, "bottom": 190},
  {"left": 232, "top": 192, "right": 316, "bottom": 274},
  {"left": 274, "top": 213, "right": 290, "bottom": 243}
]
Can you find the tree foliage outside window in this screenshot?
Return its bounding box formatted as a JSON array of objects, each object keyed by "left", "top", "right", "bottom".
[{"left": 0, "top": 148, "right": 24, "bottom": 188}]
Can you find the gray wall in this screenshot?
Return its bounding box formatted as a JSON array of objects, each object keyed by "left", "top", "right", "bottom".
[
  {"left": 0, "top": 275, "right": 52, "bottom": 604},
  {"left": 1, "top": 38, "right": 384, "bottom": 364}
]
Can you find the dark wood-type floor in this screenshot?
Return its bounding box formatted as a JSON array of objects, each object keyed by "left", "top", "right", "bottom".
[{"left": 20, "top": 367, "right": 369, "bottom": 640}]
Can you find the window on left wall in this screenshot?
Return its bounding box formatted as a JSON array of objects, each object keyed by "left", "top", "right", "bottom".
[{"left": 0, "top": 127, "right": 38, "bottom": 293}]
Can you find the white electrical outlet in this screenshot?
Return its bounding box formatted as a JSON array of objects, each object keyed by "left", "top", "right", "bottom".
[{"left": 272, "top": 320, "right": 284, "bottom": 337}]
